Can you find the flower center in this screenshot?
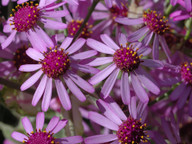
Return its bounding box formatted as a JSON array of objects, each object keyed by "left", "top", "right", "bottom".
[
  {"left": 113, "top": 46, "right": 141, "bottom": 72},
  {"left": 24, "top": 130, "right": 56, "bottom": 144},
  {"left": 13, "top": 45, "right": 37, "bottom": 70},
  {"left": 41, "top": 47, "right": 70, "bottom": 79},
  {"left": 109, "top": 5, "right": 128, "bottom": 20},
  {"left": 67, "top": 19, "right": 93, "bottom": 38},
  {"left": 180, "top": 62, "right": 192, "bottom": 85},
  {"left": 143, "top": 10, "right": 169, "bottom": 34},
  {"left": 10, "top": 2, "right": 40, "bottom": 32},
  {"left": 116, "top": 117, "right": 148, "bottom": 144}
]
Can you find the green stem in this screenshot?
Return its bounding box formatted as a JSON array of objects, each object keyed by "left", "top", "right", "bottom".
[{"left": 72, "top": 0, "right": 100, "bottom": 43}]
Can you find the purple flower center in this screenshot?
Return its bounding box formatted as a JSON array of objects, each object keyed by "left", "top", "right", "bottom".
[
  {"left": 109, "top": 5, "right": 128, "bottom": 20},
  {"left": 143, "top": 10, "right": 169, "bottom": 34},
  {"left": 13, "top": 45, "right": 37, "bottom": 70},
  {"left": 24, "top": 130, "right": 56, "bottom": 144},
  {"left": 67, "top": 19, "right": 93, "bottom": 38},
  {"left": 41, "top": 47, "right": 70, "bottom": 79},
  {"left": 10, "top": 2, "right": 40, "bottom": 32},
  {"left": 180, "top": 62, "right": 192, "bottom": 85},
  {"left": 116, "top": 117, "right": 148, "bottom": 144},
  {"left": 113, "top": 46, "right": 141, "bottom": 72}
]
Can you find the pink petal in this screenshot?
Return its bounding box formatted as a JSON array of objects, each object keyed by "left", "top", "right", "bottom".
[
  {"left": 11, "top": 132, "right": 28, "bottom": 142},
  {"left": 92, "top": 12, "right": 110, "bottom": 20},
  {"left": 177, "top": 86, "right": 190, "bottom": 109},
  {"left": 170, "top": 83, "right": 186, "bottom": 100},
  {"left": 42, "top": 78, "right": 52, "bottom": 112},
  {"left": 1, "top": 30, "right": 17, "bottom": 49},
  {"left": 101, "top": 68, "right": 120, "bottom": 98},
  {"left": 128, "top": 97, "right": 137, "bottom": 119},
  {"left": 89, "top": 64, "right": 117, "bottom": 85},
  {"left": 104, "top": 0, "right": 112, "bottom": 7},
  {"left": 142, "top": 31, "right": 153, "bottom": 46},
  {"left": 185, "top": 0, "right": 191, "bottom": 12},
  {"left": 71, "top": 63, "right": 99, "bottom": 74},
  {"left": 100, "top": 34, "right": 119, "bottom": 50},
  {"left": 87, "top": 57, "right": 113, "bottom": 66},
  {"left": 128, "top": 26, "right": 149, "bottom": 42},
  {"left": 26, "top": 48, "right": 44, "bottom": 61},
  {"left": 42, "top": 10, "right": 68, "bottom": 18},
  {"left": 71, "top": 50, "right": 98, "bottom": 60},
  {"left": 42, "top": 18, "right": 67, "bottom": 30},
  {"left": 55, "top": 79, "right": 71, "bottom": 110},
  {"left": 121, "top": 72, "right": 131, "bottom": 104},
  {"left": 36, "top": 112, "right": 45, "bottom": 131},
  {"left": 115, "top": 18, "right": 143, "bottom": 25},
  {"left": 66, "top": 38, "right": 86, "bottom": 55},
  {"left": 88, "top": 112, "right": 119, "bottom": 131},
  {"left": 119, "top": 33, "right": 127, "bottom": 47},
  {"left": 141, "top": 59, "right": 163, "bottom": 68},
  {"left": 52, "top": 119, "right": 68, "bottom": 134},
  {"left": 19, "top": 64, "right": 42, "bottom": 72},
  {"left": 20, "top": 70, "right": 43, "bottom": 91},
  {"left": 32, "top": 75, "right": 48, "bottom": 106},
  {"left": 22, "top": 117, "right": 33, "bottom": 134},
  {"left": 46, "top": 116, "right": 60, "bottom": 132},
  {"left": 56, "top": 136, "right": 83, "bottom": 144},
  {"left": 87, "top": 38, "right": 115, "bottom": 54},
  {"left": 152, "top": 34, "right": 159, "bottom": 60}
]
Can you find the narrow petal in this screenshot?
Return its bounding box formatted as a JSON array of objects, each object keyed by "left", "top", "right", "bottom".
[
  {"left": 141, "top": 59, "right": 163, "bottom": 68},
  {"left": 177, "top": 86, "right": 191, "bottom": 109},
  {"left": 129, "top": 97, "right": 137, "bottom": 119},
  {"left": 26, "top": 29, "right": 47, "bottom": 52},
  {"left": 185, "top": 0, "right": 191, "bottom": 12},
  {"left": 100, "top": 34, "right": 119, "bottom": 50},
  {"left": 71, "top": 50, "right": 97, "bottom": 60},
  {"left": 89, "top": 64, "right": 117, "bottom": 85},
  {"left": 42, "top": 10, "right": 68, "bottom": 18},
  {"left": 2, "top": 0, "right": 9, "bottom": 6},
  {"left": 39, "top": 0, "right": 46, "bottom": 7},
  {"left": 22, "top": 117, "right": 33, "bottom": 134},
  {"left": 152, "top": 34, "right": 159, "bottom": 60},
  {"left": 92, "top": 12, "right": 110, "bottom": 20},
  {"left": 128, "top": 26, "right": 149, "bottom": 42},
  {"left": 43, "top": 1, "right": 67, "bottom": 10},
  {"left": 121, "top": 72, "right": 131, "bottom": 104},
  {"left": 137, "top": 46, "right": 152, "bottom": 56},
  {"left": 11, "top": 132, "right": 28, "bottom": 142},
  {"left": 131, "top": 72, "right": 149, "bottom": 103},
  {"left": 88, "top": 112, "right": 119, "bottom": 131},
  {"left": 42, "top": 78, "right": 52, "bottom": 112},
  {"left": 86, "top": 57, "right": 113, "bottom": 66},
  {"left": 135, "top": 68, "right": 160, "bottom": 95},
  {"left": 87, "top": 38, "right": 115, "bottom": 54},
  {"left": 66, "top": 38, "right": 86, "bottom": 55},
  {"left": 119, "top": 33, "right": 127, "bottom": 47},
  {"left": 64, "top": 76, "right": 86, "bottom": 102},
  {"left": 32, "top": 75, "right": 48, "bottom": 106},
  {"left": 52, "top": 119, "right": 68, "bottom": 134},
  {"left": 20, "top": 70, "right": 43, "bottom": 91},
  {"left": 46, "top": 116, "right": 60, "bottom": 132},
  {"left": 170, "top": 10, "right": 182, "bottom": 18},
  {"left": 0, "top": 50, "right": 13, "bottom": 59},
  {"left": 26, "top": 48, "right": 44, "bottom": 61},
  {"left": 189, "top": 92, "right": 192, "bottom": 116},
  {"left": 1, "top": 30, "right": 17, "bottom": 49},
  {"left": 142, "top": 31, "right": 153, "bottom": 46},
  {"left": 115, "top": 18, "right": 144, "bottom": 25},
  {"left": 71, "top": 63, "right": 99, "bottom": 74},
  {"left": 170, "top": 0, "right": 178, "bottom": 5},
  {"left": 56, "top": 136, "right": 83, "bottom": 144},
  {"left": 97, "top": 99, "right": 122, "bottom": 125},
  {"left": 3, "top": 17, "right": 14, "bottom": 33},
  {"left": 55, "top": 79, "right": 71, "bottom": 110},
  {"left": 170, "top": 83, "right": 186, "bottom": 100},
  {"left": 105, "top": 0, "right": 112, "bottom": 7},
  {"left": 68, "top": 72, "right": 95, "bottom": 93},
  {"left": 173, "top": 14, "right": 190, "bottom": 21},
  {"left": 42, "top": 18, "right": 67, "bottom": 30},
  {"left": 60, "top": 37, "right": 73, "bottom": 50},
  {"left": 101, "top": 68, "right": 120, "bottom": 98},
  {"left": 19, "top": 64, "right": 42, "bottom": 72},
  {"left": 36, "top": 112, "right": 45, "bottom": 131},
  {"left": 84, "top": 134, "right": 118, "bottom": 144}
]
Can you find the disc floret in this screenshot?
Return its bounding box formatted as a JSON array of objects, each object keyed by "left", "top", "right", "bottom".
[
  {"left": 116, "top": 117, "right": 148, "bottom": 144},
  {"left": 10, "top": 2, "right": 40, "bottom": 32},
  {"left": 24, "top": 130, "right": 56, "bottom": 144},
  {"left": 113, "top": 45, "right": 141, "bottom": 72},
  {"left": 13, "top": 45, "right": 37, "bottom": 70},
  {"left": 180, "top": 62, "right": 192, "bottom": 85},
  {"left": 109, "top": 5, "right": 128, "bottom": 20},
  {"left": 67, "top": 19, "right": 93, "bottom": 38},
  {"left": 143, "top": 10, "right": 169, "bottom": 34},
  {"left": 41, "top": 47, "right": 70, "bottom": 79}
]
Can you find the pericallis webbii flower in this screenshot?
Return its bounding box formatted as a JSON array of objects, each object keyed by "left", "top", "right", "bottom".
[
  {"left": 2, "top": 0, "right": 68, "bottom": 50},
  {"left": 19, "top": 36, "right": 98, "bottom": 111},
  {"left": 86, "top": 34, "right": 161, "bottom": 104},
  {"left": 11, "top": 112, "right": 83, "bottom": 144}
]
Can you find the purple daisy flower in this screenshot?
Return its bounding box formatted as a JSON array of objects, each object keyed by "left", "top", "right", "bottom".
[
  {"left": 87, "top": 34, "right": 161, "bottom": 104},
  {"left": 84, "top": 97, "right": 149, "bottom": 144},
  {"left": 170, "top": 0, "right": 192, "bottom": 21},
  {"left": 11, "top": 112, "right": 83, "bottom": 144},
  {"left": 19, "top": 36, "right": 98, "bottom": 111},
  {"left": 115, "top": 9, "right": 172, "bottom": 62},
  {"left": 2, "top": 0, "right": 68, "bottom": 49}
]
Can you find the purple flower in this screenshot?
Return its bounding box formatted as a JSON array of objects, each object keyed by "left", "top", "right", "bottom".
[
  {"left": 2, "top": 0, "right": 68, "bottom": 49},
  {"left": 115, "top": 10, "right": 172, "bottom": 62},
  {"left": 19, "top": 36, "right": 98, "bottom": 111},
  {"left": 87, "top": 34, "right": 161, "bottom": 104},
  {"left": 11, "top": 112, "right": 83, "bottom": 144},
  {"left": 84, "top": 97, "right": 149, "bottom": 144},
  {"left": 170, "top": 0, "right": 192, "bottom": 21}
]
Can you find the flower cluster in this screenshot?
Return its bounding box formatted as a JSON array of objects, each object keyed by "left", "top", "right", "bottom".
[{"left": 0, "top": 0, "right": 192, "bottom": 144}]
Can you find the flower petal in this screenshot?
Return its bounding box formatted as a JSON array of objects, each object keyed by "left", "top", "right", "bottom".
[
  {"left": 71, "top": 50, "right": 97, "bottom": 60},
  {"left": 86, "top": 57, "right": 113, "bottom": 66},
  {"left": 11, "top": 132, "right": 28, "bottom": 142},
  {"left": 60, "top": 37, "right": 73, "bottom": 50},
  {"left": 56, "top": 136, "right": 83, "bottom": 144},
  {"left": 152, "top": 33, "right": 159, "bottom": 60},
  {"left": 42, "top": 18, "right": 67, "bottom": 30},
  {"left": 42, "top": 10, "right": 68, "bottom": 18},
  {"left": 141, "top": 59, "right": 163, "bottom": 68},
  {"left": 19, "top": 64, "right": 42, "bottom": 72},
  {"left": 128, "top": 26, "right": 149, "bottom": 42},
  {"left": 1, "top": 30, "right": 17, "bottom": 49},
  {"left": 26, "top": 48, "right": 44, "bottom": 61},
  {"left": 22, "top": 117, "right": 33, "bottom": 134},
  {"left": 170, "top": 83, "right": 186, "bottom": 100},
  {"left": 100, "top": 34, "right": 119, "bottom": 50},
  {"left": 115, "top": 18, "right": 143, "bottom": 25},
  {"left": 121, "top": 72, "right": 131, "bottom": 104},
  {"left": 177, "top": 86, "right": 191, "bottom": 109},
  {"left": 71, "top": 63, "right": 99, "bottom": 74},
  {"left": 46, "top": 116, "right": 60, "bottom": 132},
  {"left": 36, "top": 112, "right": 45, "bottom": 131},
  {"left": 52, "top": 119, "right": 68, "bottom": 134}
]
